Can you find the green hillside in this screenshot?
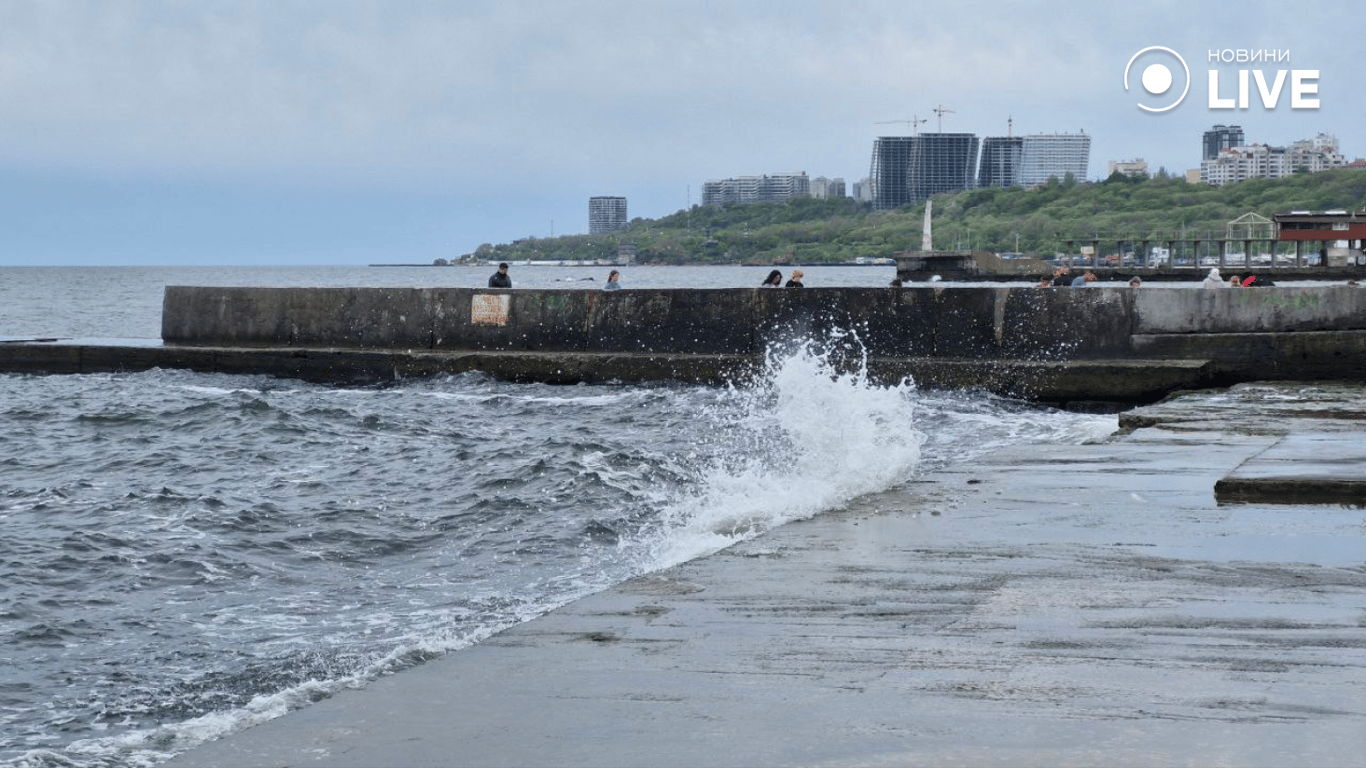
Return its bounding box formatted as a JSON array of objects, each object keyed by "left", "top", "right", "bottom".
[{"left": 474, "top": 169, "right": 1366, "bottom": 265}]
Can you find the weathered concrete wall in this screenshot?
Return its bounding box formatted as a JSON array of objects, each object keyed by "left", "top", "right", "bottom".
[
  {"left": 164, "top": 284, "right": 1366, "bottom": 362},
  {"left": 163, "top": 286, "right": 1151, "bottom": 361},
  {"left": 145, "top": 284, "right": 1366, "bottom": 400},
  {"left": 1134, "top": 286, "right": 1366, "bottom": 334}
]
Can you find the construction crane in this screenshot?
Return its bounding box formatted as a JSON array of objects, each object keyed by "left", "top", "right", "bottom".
[
  {"left": 932, "top": 104, "right": 955, "bottom": 132},
  {"left": 874, "top": 116, "right": 927, "bottom": 136}
]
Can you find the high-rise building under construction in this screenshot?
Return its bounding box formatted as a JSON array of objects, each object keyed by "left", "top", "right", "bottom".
[
  {"left": 978, "top": 136, "right": 1024, "bottom": 188},
  {"left": 870, "top": 133, "right": 980, "bottom": 210}
]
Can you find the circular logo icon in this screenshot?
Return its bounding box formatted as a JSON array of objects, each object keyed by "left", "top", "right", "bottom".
[{"left": 1124, "top": 46, "right": 1189, "bottom": 113}]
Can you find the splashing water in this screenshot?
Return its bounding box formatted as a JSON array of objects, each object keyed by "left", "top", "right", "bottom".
[
  {"left": 646, "top": 333, "right": 926, "bottom": 566},
  {"left": 2, "top": 335, "right": 1116, "bottom": 768}
]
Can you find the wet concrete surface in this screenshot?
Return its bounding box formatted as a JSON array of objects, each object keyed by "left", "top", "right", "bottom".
[{"left": 163, "top": 383, "right": 1366, "bottom": 767}]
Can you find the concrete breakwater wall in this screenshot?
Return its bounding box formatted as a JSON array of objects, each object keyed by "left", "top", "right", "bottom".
[{"left": 154, "top": 285, "right": 1366, "bottom": 402}]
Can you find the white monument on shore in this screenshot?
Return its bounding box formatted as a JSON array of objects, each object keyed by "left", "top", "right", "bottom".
[{"left": 921, "top": 200, "right": 933, "bottom": 251}]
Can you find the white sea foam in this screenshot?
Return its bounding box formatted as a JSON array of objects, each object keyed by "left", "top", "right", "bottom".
[{"left": 647, "top": 336, "right": 926, "bottom": 567}]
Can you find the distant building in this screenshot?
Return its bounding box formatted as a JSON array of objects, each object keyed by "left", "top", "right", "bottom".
[
  {"left": 852, "top": 177, "right": 874, "bottom": 202},
  {"left": 1017, "top": 132, "right": 1090, "bottom": 186},
  {"left": 1202, "top": 144, "right": 1284, "bottom": 186},
  {"left": 1203, "top": 124, "right": 1244, "bottom": 161},
  {"left": 978, "top": 136, "right": 1024, "bottom": 188},
  {"left": 908, "top": 133, "right": 980, "bottom": 201},
  {"left": 810, "top": 176, "right": 846, "bottom": 199},
  {"left": 870, "top": 133, "right": 979, "bottom": 209},
  {"left": 1201, "top": 133, "right": 1345, "bottom": 186},
  {"left": 701, "top": 172, "right": 810, "bottom": 206},
  {"left": 869, "top": 137, "right": 917, "bottom": 209},
  {"left": 588, "top": 196, "right": 628, "bottom": 235},
  {"left": 1108, "top": 158, "right": 1149, "bottom": 178}
]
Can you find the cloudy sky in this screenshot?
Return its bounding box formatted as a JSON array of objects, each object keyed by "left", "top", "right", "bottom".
[{"left": 2, "top": 0, "right": 1359, "bottom": 265}]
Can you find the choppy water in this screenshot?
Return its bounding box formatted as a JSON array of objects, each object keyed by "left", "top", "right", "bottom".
[{"left": 0, "top": 266, "right": 1120, "bottom": 767}]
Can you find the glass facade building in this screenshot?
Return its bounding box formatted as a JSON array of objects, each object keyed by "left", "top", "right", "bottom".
[
  {"left": 870, "top": 134, "right": 980, "bottom": 209},
  {"left": 588, "top": 196, "right": 628, "bottom": 235},
  {"left": 1203, "top": 125, "right": 1245, "bottom": 161},
  {"left": 1017, "top": 133, "right": 1091, "bottom": 186},
  {"left": 978, "top": 136, "right": 1024, "bottom": 188}
]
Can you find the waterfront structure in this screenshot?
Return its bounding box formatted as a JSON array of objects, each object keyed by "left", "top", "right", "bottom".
[
  {"left": 588, "top": 196, "right": 628, "bottom": 235},
  {"left": 1017, "top": 132, "right": 1091, "bottom": 186},
  {"left": 871, "top": 134, "right": 979, "bottom": 209},
  {"left": 1274, "top": 210, "right": 1366, "bottom": 264},
  {"left": 1203, "top": 125, "right": 1245, "bottom": 160},
  {"left": 1201, "top": 134, "right": 1345, "bottom": 186},
  {"left": 701, "top": 172, "right": 810, "bottom": 206},
  {"left": 978, "top": 136, "right": 1024, "bottom": 188}
]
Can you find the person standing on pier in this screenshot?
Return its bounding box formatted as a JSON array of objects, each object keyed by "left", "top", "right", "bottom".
[
  {"left": 761, "top": 270, "right": 783, "bottom": 287},
  {"left": 488, "top": 263, "right": 512, "bottom": 288},
  {"left": 785, "top": 270, "right": 804, "bottom": 288},
  {"left": 603, "top": 270, "right": 622, "bottom": 290}
]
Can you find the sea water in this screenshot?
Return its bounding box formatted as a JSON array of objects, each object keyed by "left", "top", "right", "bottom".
[{"left": 0, "top": 266, "right": 1119, "bottom": 767}]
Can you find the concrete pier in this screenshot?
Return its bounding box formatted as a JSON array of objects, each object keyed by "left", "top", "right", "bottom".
[
  {"left": 161, "top": 382, "right": 1366, "bottom": 768},
  {"left": 2, "top": 285, "right": 1364, "bottom": 403}
]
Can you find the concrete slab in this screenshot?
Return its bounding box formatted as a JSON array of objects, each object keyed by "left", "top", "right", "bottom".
[
  {"left": 1216, "top": 432, "right": 1366, "bottom": 505},
  {"left": 164, "top": 413, "right": 1366, "bottom": 768}
]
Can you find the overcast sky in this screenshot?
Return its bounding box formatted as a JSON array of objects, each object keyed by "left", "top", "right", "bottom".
[{"left": 2, "top": 0, "right": 1360, "bottom": 265}]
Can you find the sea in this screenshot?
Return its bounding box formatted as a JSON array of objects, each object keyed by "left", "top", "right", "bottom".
[{"left": 0, "top": 265, "right": 1126, "bottom": 767}]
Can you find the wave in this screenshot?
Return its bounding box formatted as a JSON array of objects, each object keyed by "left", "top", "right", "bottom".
[{"left": 0, "top": 340, "right": 1117, "bottom": 768}]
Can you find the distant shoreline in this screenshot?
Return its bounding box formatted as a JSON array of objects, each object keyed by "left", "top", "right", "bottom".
[{"left": 367, "top": 262, "right": 895, "bottom": 268}]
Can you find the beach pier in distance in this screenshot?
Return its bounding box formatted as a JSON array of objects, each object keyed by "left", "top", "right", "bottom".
[{"left": 896, "top": 210, "right": 1366, "bottom": 284}]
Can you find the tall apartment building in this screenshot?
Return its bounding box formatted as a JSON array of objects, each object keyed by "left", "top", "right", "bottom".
[
  {"left": 1203, "top": 124, "right": 1245, "bottom": 160},
  {"left": 588, "top": 196, "right": 628, "bottom": 235},
  {"left": 870, "top": 137, "right": 917, "bottom": 209},
  {"left": 700, "top": 172, "right": 810, "bottom": 206},
  {"left": 910, "top": 133, "right": 980, "bottom": 200},
  {"left": 870, "top": 134, "right": 979, "bottom": 209},
  {"left": 978, "top": 136, "right": 1024, "bottom": 188},
  {"left": 1017, "top": 132, "right": 1091, "bottom": 186}
]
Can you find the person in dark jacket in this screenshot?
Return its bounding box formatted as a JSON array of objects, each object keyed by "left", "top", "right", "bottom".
[
  {"left": 785, "top": 270, "right": 804, "bottom": 288},
  {"left": 488, "top": 263, "right": 511, "bottom": 288}
]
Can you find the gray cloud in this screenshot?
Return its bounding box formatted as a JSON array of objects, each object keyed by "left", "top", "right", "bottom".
[{"left": 1, "top": 0, "right": 1359, "bottom": 262}]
